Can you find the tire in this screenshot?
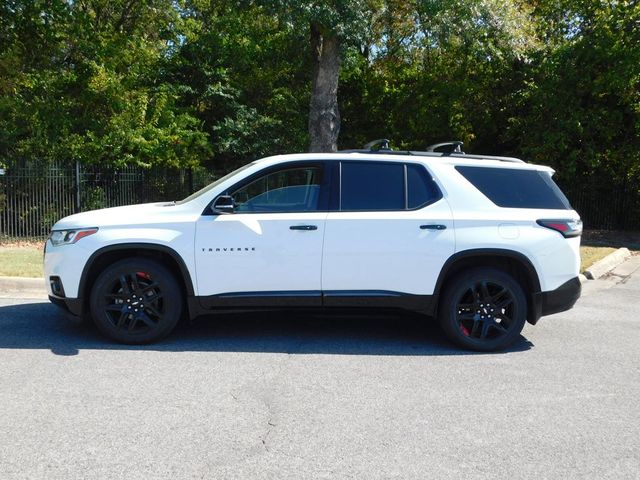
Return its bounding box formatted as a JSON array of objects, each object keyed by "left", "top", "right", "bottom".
[
  {"left": 438, "top": 267, "right": 527, "bottom": 352},
  {"left": 89, "top": 257, "right": 183, "bottom": 344}
]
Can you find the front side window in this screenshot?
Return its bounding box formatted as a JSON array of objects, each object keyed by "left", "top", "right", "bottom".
[{"left": 231, "top": 166, "right": 323, "bottom": 213}]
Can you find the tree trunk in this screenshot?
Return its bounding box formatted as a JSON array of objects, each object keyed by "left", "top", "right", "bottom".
[{"left": 308, "top": 22, "right": 341, "bottom": 153}]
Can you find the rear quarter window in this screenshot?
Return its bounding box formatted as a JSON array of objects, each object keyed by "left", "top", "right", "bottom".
[
  {"left": 407, "top": 164, "right": 442, "bottom": 209},
  {"left": 455, "top": 166, "right": 571, "bottom": 210}
]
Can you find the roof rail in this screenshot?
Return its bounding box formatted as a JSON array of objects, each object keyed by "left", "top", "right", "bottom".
[
  {"left": 363, "top": 138, "right": 391, "bottom": 151},
  {"left": 338, "top": 139, "right": 524, "bottom": 163},
  {"left": 426, "top": 141, "right": 464, "bottom": 154}
]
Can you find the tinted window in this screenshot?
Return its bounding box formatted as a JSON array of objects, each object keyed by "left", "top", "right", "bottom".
[
  {"left": 341, "top": 162, "right": 404, "bottom": 211},
  {"left": 407, "top": 164, "right": 442, "bottom": 209},
  {"left": 456, "top": 166, "right": 571, "bottom": 209},
  {"left": 231, "top": 166, "right": 322, "bottom": 213}
]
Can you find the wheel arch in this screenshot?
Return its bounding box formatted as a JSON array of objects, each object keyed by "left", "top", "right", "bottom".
[
  {"left": 79, "top": 243, "right": 195, "bottom": 313},
  {"left": 432, "top": 249, "right": 542, "bottom": 324}
]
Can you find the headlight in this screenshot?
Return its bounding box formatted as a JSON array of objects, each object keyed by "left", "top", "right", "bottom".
[{"left": 49, "top": 228, "right": 99, "bottom": 246}]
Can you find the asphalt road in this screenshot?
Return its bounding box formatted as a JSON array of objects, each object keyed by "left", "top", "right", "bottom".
[{"left": 0, "top": 263, "right": 639, "bottom": 479}]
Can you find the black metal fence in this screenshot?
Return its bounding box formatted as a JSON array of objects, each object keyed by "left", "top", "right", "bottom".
[
  {"left": 0, "top": 161, "right": 221, "bottom": 238},
  {"left": 559, "top": 177, "right": 640, "bottom": 232},
  {"left": 0, "top": 161, "right": 638, "bottom": 238}
]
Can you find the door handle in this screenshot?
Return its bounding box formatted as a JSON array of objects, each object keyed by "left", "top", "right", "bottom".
[
  {"left": 290, "top": 225, "right": 318, "bottom": 231},
  {"left": 420, "top": 224, "right": 447, "bottom": 230}
]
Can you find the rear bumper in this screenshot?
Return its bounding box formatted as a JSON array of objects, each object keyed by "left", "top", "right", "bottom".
[{"left": 529, "top": 276, "right": 581, "bottom": 325}]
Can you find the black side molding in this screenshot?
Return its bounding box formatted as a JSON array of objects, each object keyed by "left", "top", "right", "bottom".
[
  {"left": 323, "top": 290, "right": 434, "bottom": 312},
  {"left": 197, "top": 290, "right": 433, "bottom": 314},
  {"left": 200, "top": 291, "right": 322, "bottom": 309}
]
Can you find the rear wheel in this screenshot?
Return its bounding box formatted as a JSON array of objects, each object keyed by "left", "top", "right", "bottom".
[
  {"left": 439, "top": 268, "right": 527, "bottom": 351},
  {"left": 89, "top": 258, "right": 183, "bottom": 344}
]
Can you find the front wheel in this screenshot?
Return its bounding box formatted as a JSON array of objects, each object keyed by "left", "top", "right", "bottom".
[
  {"left": 438, "top": 268, "right": 527, "bottom": 351},
  {"left": 89, "top": 258, "right": 183, "bottom": 344}
]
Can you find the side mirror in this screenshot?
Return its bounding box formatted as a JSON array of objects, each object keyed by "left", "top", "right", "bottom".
[{"left": 212, "top": 195, "right": 235, "bottom": 214}]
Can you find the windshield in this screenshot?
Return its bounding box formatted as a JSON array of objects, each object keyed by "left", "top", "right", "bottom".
[{"left": 176, "top": 163, "right": 255, "bottom": 204}]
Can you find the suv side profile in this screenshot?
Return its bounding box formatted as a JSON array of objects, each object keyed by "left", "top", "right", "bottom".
[{"left": 44, "top": 142, "right": 582, "bottom": 351}]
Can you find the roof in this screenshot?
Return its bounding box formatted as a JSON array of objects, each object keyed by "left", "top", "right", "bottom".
[{"left": 253, "top": 151, "right": 554, "bottom": 173}]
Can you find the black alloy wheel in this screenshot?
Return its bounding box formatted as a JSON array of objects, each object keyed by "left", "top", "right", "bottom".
[
  {"left": 89, "top": 258, "right": 183, "bottom": 344},
  {"left": 439, "top": 268, "right": 527, "bottom": 351}
]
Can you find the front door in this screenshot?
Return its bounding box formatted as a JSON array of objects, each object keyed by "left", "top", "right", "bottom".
[{"left": 195, "top": 162, "right": 329, "bottom": 307}]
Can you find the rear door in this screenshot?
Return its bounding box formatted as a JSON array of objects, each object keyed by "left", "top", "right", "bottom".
[{"left": 321, "top": 161, "right": 455, "bottom": 306}]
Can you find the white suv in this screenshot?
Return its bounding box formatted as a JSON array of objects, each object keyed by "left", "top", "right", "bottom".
[{"left": 44, "top": 142, "right": 582, "bottom": 351}]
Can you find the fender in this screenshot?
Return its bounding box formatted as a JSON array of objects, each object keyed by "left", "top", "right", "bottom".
[
  {"left": 78, "top": 242, "right": 195, "bottom": 298},
  {"left": 429, "top": 248, "right": 542, "bottom": 319}
]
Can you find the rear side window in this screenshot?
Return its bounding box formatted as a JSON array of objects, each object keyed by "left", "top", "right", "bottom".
[
  {"left": 340, "top": 162, "right": 442, "bottom": 211},
  {"left": 341, "top": 162, "right": 404, "bottom": 210},
  {"left": 455, "top": 166, "right": 571, "bottom": 210}
]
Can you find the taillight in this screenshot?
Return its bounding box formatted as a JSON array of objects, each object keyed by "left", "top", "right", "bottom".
[{"left": 536, "top": 219, "right": 583, "bottom": 238}]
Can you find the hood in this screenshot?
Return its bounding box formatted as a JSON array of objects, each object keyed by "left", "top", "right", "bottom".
[{"left": 51, "top": 202, "right": 188, "bottom": 230}]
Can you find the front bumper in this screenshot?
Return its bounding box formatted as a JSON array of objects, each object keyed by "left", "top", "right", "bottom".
[
  {"left": 46, "top": 271, "right": 85, "bottom": 317},
  {"left": 44, "top": 238, "right": 91, "bottom": 318},
  {"left": 529, "top": 276, "right": 581, "bottom": 325},
  {"left": 49, "top": 295, "right": 84, "bottom": 317},
  {"left": 44, "top": 239, "right": 92, "bottom": 298}
]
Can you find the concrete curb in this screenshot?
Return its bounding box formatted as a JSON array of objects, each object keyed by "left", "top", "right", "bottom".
[
  {"left": 0, "top": 276, "right": 47, "bottom": 299},
  {"left": 584, "top": 248, "right": 632, "bottom": 280}
]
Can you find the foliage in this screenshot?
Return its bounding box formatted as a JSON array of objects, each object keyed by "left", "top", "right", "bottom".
[
  {"left": 340, "top": 0, "right": 539, "bottom": 149},
  {"left": 81, "top": 186, "right": 108, "bottom": 211},
  {"left": 0, "top": 0, "right": 210, "bottom": 168},
  {"left": 248, "top": 0, "right": 381, "bottom": 45},
  {"left": 0, "top": 0, "right": 638, "bottom": 199},
  {"left": 168, "top": 1, "right": 311, "bottom": 167},
  {"left": 510, "top": 0, "right": 640, "bottom": 190}
]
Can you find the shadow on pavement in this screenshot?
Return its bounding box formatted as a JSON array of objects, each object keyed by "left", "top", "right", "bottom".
[{"left": 0, "top": 301, "right": 533, "bottom": 356}]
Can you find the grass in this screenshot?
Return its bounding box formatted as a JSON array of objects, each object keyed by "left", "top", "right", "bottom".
[
  {"left": 0, "top": 242, "right": 625, "bottom": 278},
  {"left": 0, "top": 246, "right": 44, "bottom": 277},
  {"left": 580, "top": 246, "right": 617, "bottom": 273}
]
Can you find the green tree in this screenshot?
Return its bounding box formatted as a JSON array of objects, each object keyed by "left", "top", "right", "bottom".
[
  {"left": 168, "top": 1, "right": 310, "bottom": 169},
  {"left": 510, "top": 0, "right": 640, "bottom": 188},
  {"left": 0, "top": 0, "right": 210, "bottom": 168},
  {"left": 250, "top": 1, "right": 382, "bottom": 152},
  {"left": 340, "top": 0, "right": 539, "bottom": 151}
]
